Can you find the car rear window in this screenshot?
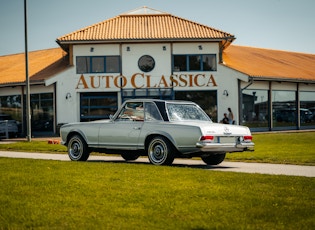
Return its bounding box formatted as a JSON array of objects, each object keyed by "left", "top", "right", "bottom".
[{"left": 166, "top": 103, "right": 211, "bottom": 122}]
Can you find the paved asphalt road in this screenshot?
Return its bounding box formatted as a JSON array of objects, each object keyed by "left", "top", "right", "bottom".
[{"left": 1, "top": 151, "right": 314, "bottom": 177}]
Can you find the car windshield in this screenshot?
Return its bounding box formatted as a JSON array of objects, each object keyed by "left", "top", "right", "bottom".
[{"left": 166, "top": 103, "right": 211, "bottom": 122}]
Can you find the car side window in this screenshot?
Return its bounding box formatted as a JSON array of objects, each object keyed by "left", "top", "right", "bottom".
[
  {"left": 144, "top": 102, "right": 163, "bottom": 121},
  {"left": 116, "top": 102, "right": 144, "bottom": 121}
]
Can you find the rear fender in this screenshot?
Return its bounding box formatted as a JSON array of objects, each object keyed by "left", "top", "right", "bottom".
[{"left": 145, "top": 131, "right": 177, "bottom": 150}]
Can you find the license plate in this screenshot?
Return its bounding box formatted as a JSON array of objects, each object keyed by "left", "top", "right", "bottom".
[{"left": 217, "top": 137, "right": 236, "bottom": 143}]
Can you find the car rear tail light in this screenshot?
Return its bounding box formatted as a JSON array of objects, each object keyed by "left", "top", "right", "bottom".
[
  {"left": 200, "top": 135, "right": 214, "bottom": 141},
  {"left": 244, "top": 136, "right": 253, "bottom": 141}
]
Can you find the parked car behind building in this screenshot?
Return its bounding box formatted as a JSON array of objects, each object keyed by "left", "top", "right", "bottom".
[{"left": 0, "top": 114, "right": 18, "bottom": 139}]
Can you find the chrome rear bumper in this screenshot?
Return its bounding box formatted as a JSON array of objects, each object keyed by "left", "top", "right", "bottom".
[{"left": 196, "top": 141, "right": 255, "bottom": 152}]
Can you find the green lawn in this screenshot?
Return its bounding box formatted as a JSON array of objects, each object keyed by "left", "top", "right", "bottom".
[
  {"left": 0, "top": 157, "right": 314, "bottom": 230},
  {"left": 226, "top": 132, "right": 315, "bottom": 165}
]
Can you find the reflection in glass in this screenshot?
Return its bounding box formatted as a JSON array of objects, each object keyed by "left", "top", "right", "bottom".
[
  {"left": 300, "top": 91, "right": 315, "bottom": 126},
  {"left": 138, "top": 55, "right": 155, "bottom": 72},
  {"left": 202, "top": 54, "right": 216, "bottom": 71},
  {"left": 106, "top": 56, "right": 120, "bottom": 73},
  {"left": 80, "top": 92, "right": 117, "bottom": 121},
  {"left": 272, "top": 90, "right": 296, "bottom": 127},
  {"left": 0, "top": 95, "right": 22, "bottom": 130},
  {"left": 31, "top": 93, "right": 54, "bottom": 132},
  {"left": 189, "top": 55, "right": 201, "bottom": 71},
  {"left": 173, "top": 55, "right": 187, "bottom": 71},
  {"left": 175, "top": 91, "right": 217, "bottom": 122},
  {"left": 91, "top": 57, "right": 105, "bottom": 73},
  {"left": 167, "top": 103, "right": 211, "bottom": 121},
  {"left": 76, "top": 57, "right": 90, "bottom": 73},
  {"left": 242, "top": 90, "right": 268, "bottom": 128}
]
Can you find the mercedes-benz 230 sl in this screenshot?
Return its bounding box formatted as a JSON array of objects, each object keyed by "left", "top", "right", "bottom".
[{"left": 60, "top": 99, "right": 254, "bottom": 165}]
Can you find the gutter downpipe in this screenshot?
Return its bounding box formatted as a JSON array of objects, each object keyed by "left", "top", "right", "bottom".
[{"left": 241, "top": 76, "right": 254, "bottom": 91}]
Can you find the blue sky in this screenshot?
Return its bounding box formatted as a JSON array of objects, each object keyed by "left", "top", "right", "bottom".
[{"left": 1, "top": 0, "right": 314, "bottom": 56}]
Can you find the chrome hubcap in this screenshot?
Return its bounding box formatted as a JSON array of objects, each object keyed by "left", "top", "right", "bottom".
[
  {"left": 69, "top": 140, "right": 82, "bottom": 158},
  {"left": 149, "top": 139, "right": 167, "bottom": 163}
]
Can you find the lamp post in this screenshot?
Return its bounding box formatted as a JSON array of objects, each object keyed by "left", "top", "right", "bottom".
[{"left": 24, "top": 0, "right": 31, "bottom": 142}]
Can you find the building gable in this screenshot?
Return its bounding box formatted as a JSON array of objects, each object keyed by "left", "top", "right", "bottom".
[{"left": 56, "top": 6, "right": 235, "bottom": 52}]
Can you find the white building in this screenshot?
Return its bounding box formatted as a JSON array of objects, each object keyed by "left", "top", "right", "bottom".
[{"left": 1, "top": 7, "right": 315, "bottom": 136}]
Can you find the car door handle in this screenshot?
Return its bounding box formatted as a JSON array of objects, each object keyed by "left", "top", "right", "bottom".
[{"left": 133, "top": 127, "right": 141, "bottom": 130}]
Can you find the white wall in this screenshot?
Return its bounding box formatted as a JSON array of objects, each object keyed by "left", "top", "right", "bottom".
[{"left": 47, "top": 42, "right": 251, "bottom": 124}]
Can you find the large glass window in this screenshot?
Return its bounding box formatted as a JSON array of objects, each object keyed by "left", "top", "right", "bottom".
[
  {"left": 203, "top": 55, "right": 216, "bottom": 71},
  {"left": 106, "top": 56, "right": 120, "bottom": 73},
  {"left": 272, "top": 90, "right": 296, "bottom": 128},
  {"left": 300, "top": 91, "right": 315, "bottom": 126},
  {"left": 80, "top": 92, "right": 118, "bottom": 122},
  {"left": 0, "top": 95, "right": 22, "bottom": 134},
  {"left": 175, "top": 91, "right": 217, "bottom": 122},
  {"left": 31, "top": 93, "right": 54, "bottom": 132},
  {"left": 173, "top": 55, "right": 187, "bottom": 71},
  {"left": 0, "top": 95, "right": 22, "bottom": 121},
  {"left": 242, "top": 90, "right": 269, "bottom": 128},
  {"left": 173, "top": 54, "right": 217, "bottom": 72},
  {"left": 76, "top": 57, "right": 90, "bottom": 73},
  {"left": 189, "top": 55, "right": 201, "bottom": 71},
  {"left": 91, "top": 57, "right": 105, "bottom": 73},
  {"left": 122, "top": 88, "right": 174, "bottom": 102},
  {"left": 76, "top": 56, "right": 120, "bottom": 74},
  {"left": 1, "top": 93, "right": 54, "bottom": 134}
]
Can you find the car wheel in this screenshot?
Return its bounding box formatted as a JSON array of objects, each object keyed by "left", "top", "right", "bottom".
[
  {"left": 121, "top": 152, "right": 140, "bottom": 161},
  {"left": 201, "top": 153, "right": 226, "bottom": 165},
  {"left": 68, "top": 135, "right": 90, "bottom": 161},
  {"left": 147, "top": 136, "right": 174, "bottom": 166}
]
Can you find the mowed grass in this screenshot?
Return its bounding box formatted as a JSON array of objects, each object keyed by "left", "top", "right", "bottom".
[
  {"left": 0, "top": 139, "right": 67, "bottom": 153},
  {"left": 0, "top": 157, "right": 314, "bottom": 230},
  {"left": 0, "top": 131, "right": 314, "bottom": 165},
  {"left": 226, "top": 132, "right": 315, "bottom": 165}
]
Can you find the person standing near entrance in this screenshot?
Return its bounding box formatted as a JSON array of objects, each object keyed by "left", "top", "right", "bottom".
[
  {"left": 228, "top": 107, "right": 234, "bottom": 124},
  {"left": 220, "top": 113, "right": 229, "bottom": 124}
]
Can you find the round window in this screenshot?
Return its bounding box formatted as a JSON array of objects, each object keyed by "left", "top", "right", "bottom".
[{"left": 138, "top": 55, "right": 155, "bottom": 72}]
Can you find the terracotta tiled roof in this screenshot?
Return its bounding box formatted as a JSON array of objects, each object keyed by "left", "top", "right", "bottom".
[
  {"left": 57, "top": 7, "right": 234, "bottom": 46},
  {"left": 223, "top": 45, "right": 315, "bottom": 82},
  {"left": 0, "top": 48, "right": 68, "bottom": 86}
]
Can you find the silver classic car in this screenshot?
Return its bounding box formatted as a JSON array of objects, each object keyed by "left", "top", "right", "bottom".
[{"left": 60, "top": 99, "right": 254, "bottom": 165}]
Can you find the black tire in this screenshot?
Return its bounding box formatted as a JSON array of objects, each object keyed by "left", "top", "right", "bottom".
[
  {"left": 147, "top": 136, "right": 175, "bottom": 166},
  {"left": 201, "top": 153, "right": 226, "bottom": 165},
  {"left": 67, "top": 134, "right": 90, "bottom": 161},
  {"left": 121, "top": 152, "right": 140, "bottom": 161}
]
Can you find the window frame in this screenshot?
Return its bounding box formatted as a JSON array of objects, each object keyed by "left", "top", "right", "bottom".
[
  {"left": 76, "top": 56, "right": 120, "bottom": 74},
  {"left": 173, "top": 54, "right": 217, "bottom": 72},
  {"left": 80, "top": 92, "right": 118, "bottom": 121}
]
